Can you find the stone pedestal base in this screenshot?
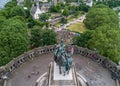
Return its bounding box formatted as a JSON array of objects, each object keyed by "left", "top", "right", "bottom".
[
  {"left": 53, "top": 62, "right": 73, "bottom": 80},
  {"left": 35, "top": 62, "right": 88, "bottom": 86}
]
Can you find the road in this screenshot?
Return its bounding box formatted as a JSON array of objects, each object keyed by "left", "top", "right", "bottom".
[
  {"left": 54, "top": 15, "right": 86, "bottom": 32},
  {"left": 7, "top": 53, "right": 115, "bottom": 86}
]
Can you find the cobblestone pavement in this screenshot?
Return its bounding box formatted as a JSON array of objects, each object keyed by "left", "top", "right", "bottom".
[{"left": 7, "top": 53, "right": 115, "bottom": 86}]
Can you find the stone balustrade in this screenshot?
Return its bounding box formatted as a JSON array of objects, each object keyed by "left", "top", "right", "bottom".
[
  {"left": 0, "top": 45, "right": 120, "bottom": 84},
  {"left": 0, "top": 45, "right": 54, "bottom": 78},
  {"left": 74, "top": 46, "right": 120, "bottom": 82}
]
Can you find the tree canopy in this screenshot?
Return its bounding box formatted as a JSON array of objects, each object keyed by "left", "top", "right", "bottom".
[
  {"left": 0, "top": 18, "right": 29, "bottom": 66},
  {"left": 62, "top": 8, "right": 69, "bottom": 17},
  {"left": 87, "top": 25, "right": 120, "bottom": 62},
  {"left": 9, "top": 6, "right": 25, "bottom": 17},
  {"left": 95, "top": 0, "right": 120, "bottom": 8},
  {"left": 42, "top": 29, "right": 57, "bottom": 46},
  {"left": 5, "top": 0, "right": 17, "bottom": 8},
  {"left": 39, "top": 13, "right": 49, "bottom": 22},
  {"left": 84, "top": 4, "right": 119, "bottom": 30},
  {"left": 49, "top": 5, "right": 62, "bottom": 13},
  {"left": 30, "top": 26, "right": 42, "bottom": 48},
  {"left": 74, "top": 4, "right": 120, "bottom": 63},
  {"left": 73, "top": 30, "right": 93, "bottom": 47}
]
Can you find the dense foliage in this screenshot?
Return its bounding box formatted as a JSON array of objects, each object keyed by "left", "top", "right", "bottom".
[
  {"left": 74, "top": 4, "right": 120, "bottom": 63},
  {"left": 0, "top": 18, "right": 29, "bottom": 66},
  {"left": 88, "top": 25, "right": 120, "bottom": 62},
  {"left": 49, "top": 5, "right": 62, "bottom": 13},
  {"left": 39, "top": 13, "right": 49, "bottom": 22},
  {"left": 84, "top": 4, "right": 119, "bottom": 30},
  {"left": 0, "top": 0, "right": 57, "bottom": 66},
  {"left": 30, "top": 27, "right": 57, "bottom": 48},
  {"left": 73, "top": 30, "right": 93, "bottom": 47},
  {"left": 42, "top": 29, "right": 57, "bottom": 45},
  {"left": 95, "top": 0, "right": 120, "bottom": 8},
  {"left": 30, "top": 26, "right": 43, "bottom": 48}
]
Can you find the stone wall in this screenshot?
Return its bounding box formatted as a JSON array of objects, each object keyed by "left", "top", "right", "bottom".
[
  {"left": 0, "top": 45, "right": 54, "bottom": 78},
  {"left": 74, "top": 46, "right": 120, "bottom": 81},
  {"left": 0, "top": 45, "right": 120, "bottom": 83}
]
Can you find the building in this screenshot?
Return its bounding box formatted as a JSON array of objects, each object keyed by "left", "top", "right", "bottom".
[
  {"left": 86, "top": 0, "right": 93, "bottom": 7},
  {"left": 30, "top": 3, "right": 45, "bottom": 19},
  {"left": 59, "top": 0, "right": 66, "bottom": 4},
  {"left": 40, "top": 3, "right": 51, "bottom": 12},
  {"left": 52, "top": 0, "right": 58, "bottom": 6},
  {"left": 17, "top": 0, "right": 25, "bottom": 5},
  {"left": 39, "top": 0, "right": 48, "bottom": 3}
]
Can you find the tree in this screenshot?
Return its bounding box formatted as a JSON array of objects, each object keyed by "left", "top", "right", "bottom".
[
  {"left": 27, "top": 16, "right": 43, "bottom": 28},
  {"left": 0, "top": 16, "right": 6, "bottom": 25},
  {"left": 0, "top": 9, "right": 8, "bottom": 18},
  {"left": 87, "top": 25, "right": 120, "bottom": 63},
  {"left": 61, "top": 17, "right": 67, "bottom": 24},
  {"left": 58, "top": 2, "right": 65, "bottom": 9},
  {"left": 5, "top": 0, "right": 17, "bottom": 8},
  {"left": 73, "top": 30, "right": 93, "bottom": 47},
  {"left": 69, "top": 5, "right": 76, "bottom": 14},
  {"left": 9, "top": 6, "right": 25, "bottom": 17},
  {"left": 84, "top": 4, "right": 119, "bottom": 30},
  {"left": 39, "top": 13, "right": 49, "bottom": 22},
  {"left": 74, "top": 11, "right": 80, "bottom": 17},
  {"left": 42, "top": 29, "right": 57, "bottom": 45},
  {"left": 24, "top": 0, "right": 33, "bottom": 10},
  {"left": 30, "top": 26, "right": 43, "bottom": 48},
  {"left": 0, "top": 18, "right": 29, "bottom": 66},
  {"left": 62, "top": 8, "right": 69, "bottom": 17},
  {"left": 49, "top": 5, "right": 61, "bottom": 13},
  {"left": 95, "top": 0, "right": 120, "bottom": 8},
  {"left": 79, "top": 4, "right": 90, "bottom": 12},
  {"left": 66, "top": 0, "right": 73, "bottom": 3}
]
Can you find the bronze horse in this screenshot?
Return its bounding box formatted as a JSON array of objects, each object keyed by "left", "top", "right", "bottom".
[{"left": 54, "top": 45, "right": 73, "bottom": 76}]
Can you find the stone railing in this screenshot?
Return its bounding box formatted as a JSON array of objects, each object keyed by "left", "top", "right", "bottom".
[
  {"left": 0, "top": 45, "right": 120, "bottom": 85},
  {"left": 74, "top": 46, "right": 120, "bottom": 83},
  {"left": 0, "top": 45, "right": 54, "bottom": 78}
]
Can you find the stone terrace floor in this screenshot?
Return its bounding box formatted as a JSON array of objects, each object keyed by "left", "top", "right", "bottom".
[{"left": 7, "top": 53, "right": 116, "bottom": 86}]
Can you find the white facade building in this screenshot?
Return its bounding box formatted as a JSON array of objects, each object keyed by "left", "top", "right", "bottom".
[
  {"left": 86, "top": 0, "right": 93, "bottom": 7},
  {"left": 30, "top": 3, "right": 45, "bottom": 19},
  {"left": 39, "top": 0, "right": 48, "bottom": 3}
]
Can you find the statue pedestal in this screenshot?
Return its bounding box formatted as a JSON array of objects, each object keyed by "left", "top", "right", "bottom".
[
  {"left": 35, "top": 62, "right": 88, "bottom": 86},
  {"left": 53, "top": 62, "right": 73, "bottom": 80}
]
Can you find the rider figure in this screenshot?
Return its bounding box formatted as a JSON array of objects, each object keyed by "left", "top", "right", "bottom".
[{"left": 54, "top": 39, "right": 73, "bottom": 75}]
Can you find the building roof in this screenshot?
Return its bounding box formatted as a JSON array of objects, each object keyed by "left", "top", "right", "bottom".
[
  {"left": 17, "top": 0, "right": 25, "bottom": 3},
  {"left": 30, "top": 5, "right": 37, "bottom": 16},
  {"left": 40, "top": 3, "right": 51, "bottom": 7},
  {"left": 87, "top": 0, "right": 92, "bottom": 3},
  {"left": 34, "top": 0, "right": 39, "bottom": 3},
  {"left": 17, "top": 0, "right": 25, "bottom": 5},
  {"left": 39, "top": 0, "right": 48, "bottom": 2}
]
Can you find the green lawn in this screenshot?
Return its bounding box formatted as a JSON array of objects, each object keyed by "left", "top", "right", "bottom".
[
  {"left": 54, "top": 22, "right": 61, "bottom": 27},
  {"left": 66, "top": 22, "right": 86, "bottom": 33}
]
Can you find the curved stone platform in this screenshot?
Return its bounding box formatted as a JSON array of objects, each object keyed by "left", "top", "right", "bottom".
[
  {"left": 35, "top": 62, "right": 88, "bottom": 86},
  {"left": 5, "top": 53, "right": 116, "bottom": 86}
]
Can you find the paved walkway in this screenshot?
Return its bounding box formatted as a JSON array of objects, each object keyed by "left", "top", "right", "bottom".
[{"left": 7, "top": 53, "right": 115, "bottom": 86}]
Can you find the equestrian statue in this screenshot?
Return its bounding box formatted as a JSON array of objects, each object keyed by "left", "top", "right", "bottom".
[{"left": 54, "top": 39, "right": 73, "bottom": 76}]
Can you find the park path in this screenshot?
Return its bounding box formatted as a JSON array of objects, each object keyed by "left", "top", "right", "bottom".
[{"left": 7, "top": 53, "right": 115, "bottom": 86}]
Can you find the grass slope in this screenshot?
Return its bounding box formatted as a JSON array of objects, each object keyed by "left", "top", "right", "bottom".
[{"left": 66, "top": 22, "right": 86, "bottom": 33}]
